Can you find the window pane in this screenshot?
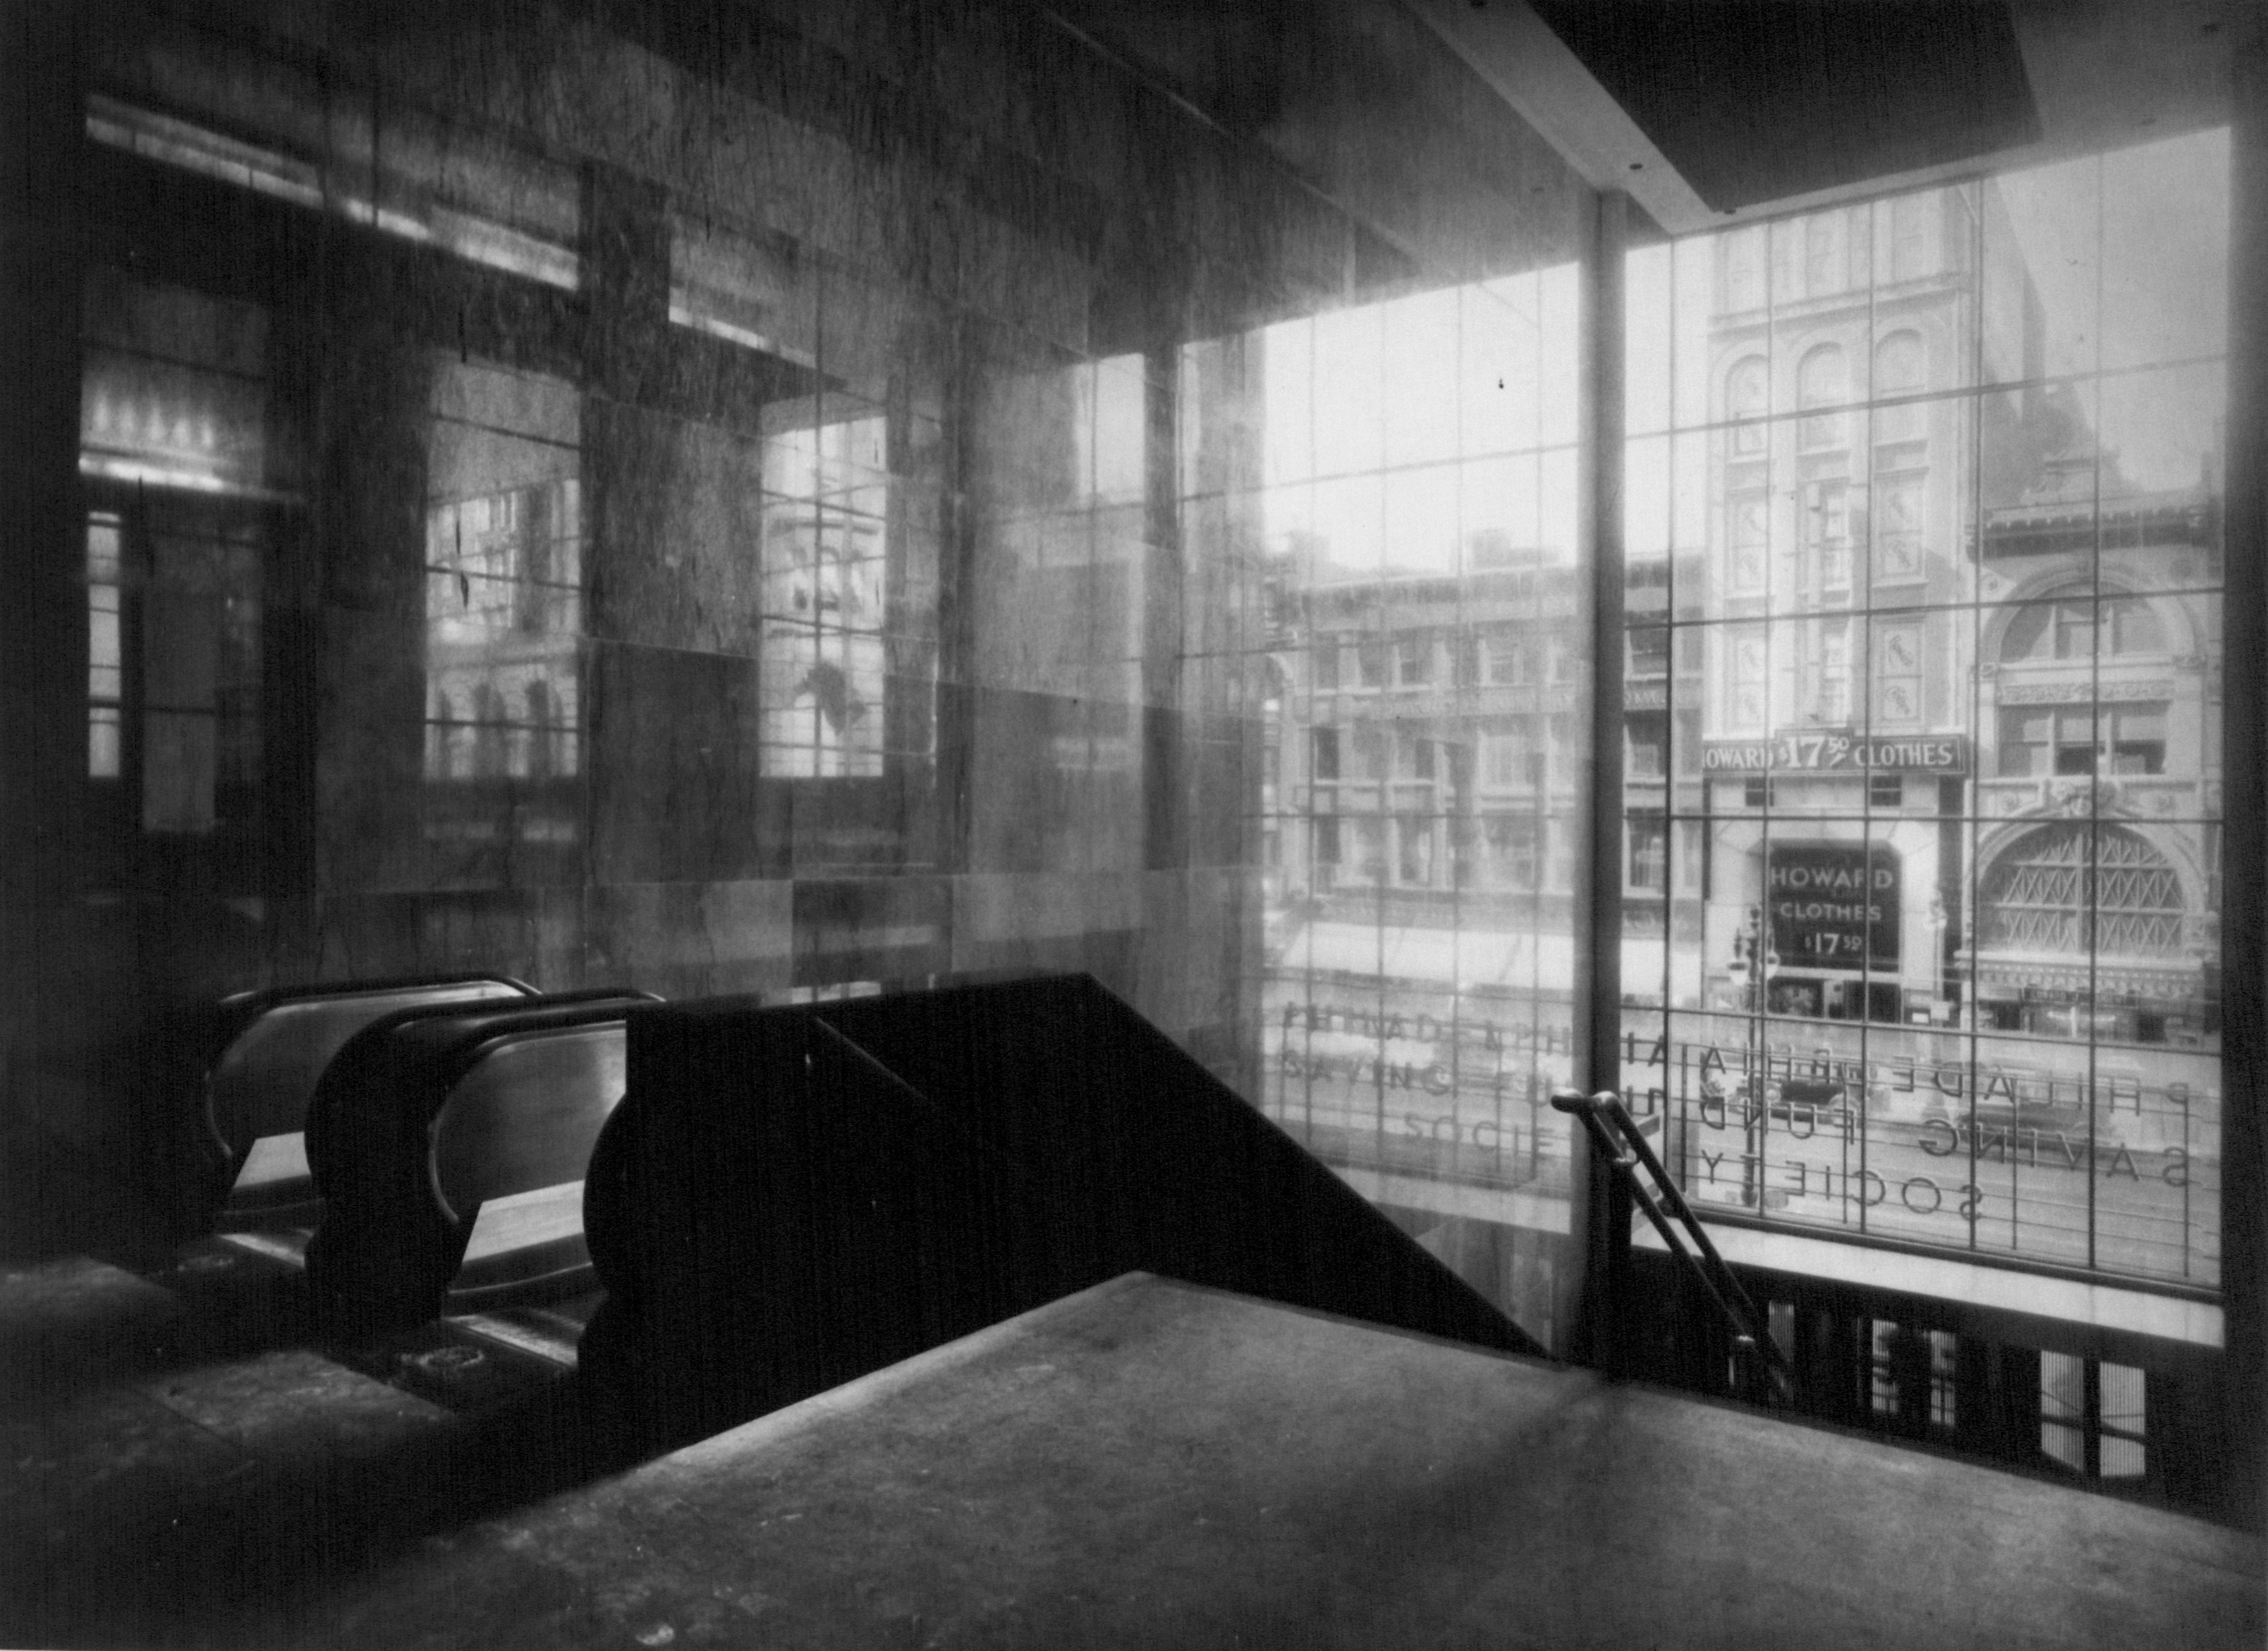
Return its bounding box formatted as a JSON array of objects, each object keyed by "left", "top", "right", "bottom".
[
  {"left": 2101, "top": 130, "right": 2230, "bottom": 371},
  {"left": 1623, "top": 134, "right": 2225, "bottom": 1295},
  {"left": 89, "top": 706, "right": 121, "bottom": 780},
  {"left": 1263, "top": 263, "right": 1587, "bottom": 1355}
]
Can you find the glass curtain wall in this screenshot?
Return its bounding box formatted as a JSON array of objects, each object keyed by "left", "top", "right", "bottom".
[
  {"left": 1254, "top": 267, "right": 1591, "bottom": 1348},
  {"left": 1621, "top": 132, "right": 2228, "bottom": 1292}
]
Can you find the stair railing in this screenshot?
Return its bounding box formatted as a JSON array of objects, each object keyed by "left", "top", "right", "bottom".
[{"left": 1552, "top": 1088, "right": 1793, "bottom": 1404}]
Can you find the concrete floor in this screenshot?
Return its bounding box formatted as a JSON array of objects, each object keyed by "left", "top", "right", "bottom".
[
  {"left": 0, "top": 1244, "right": 592, "bottom": 1647},
  {"left": 281, "top": 1273, "right": 2260, "bottom": 1651}
]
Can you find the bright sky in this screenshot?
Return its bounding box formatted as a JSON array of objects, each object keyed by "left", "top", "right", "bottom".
[
  {"left": 1260, "top": 265, "right": 1583, "bottom": 578},
  {"left": 1237, "top": 129, "right": 2225, "bottom": 579}
]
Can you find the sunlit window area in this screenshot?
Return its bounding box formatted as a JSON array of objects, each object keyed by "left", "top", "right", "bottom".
[
  {"left": 1253, "top": 267, "right": 1587, "bottom": 1339},
  {"left": 11, "top": 7, "right": 2268, "bottom": 1625},
  {"left": 1620, "top": 132, "right": 2227, "bottom": 1290}
]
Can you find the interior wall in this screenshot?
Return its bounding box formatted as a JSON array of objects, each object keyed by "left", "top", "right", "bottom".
[{"left": 0, "top": 0, "right": 1594, "bottom": 1257}]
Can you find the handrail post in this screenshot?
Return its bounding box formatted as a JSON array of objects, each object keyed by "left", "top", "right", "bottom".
[
  {"left": 1557, "top": 1088, "right": 1632, "bottom": 1380},
  {"left": 1554, "top": 1087, "right": 1793, "bottom": 1403}
]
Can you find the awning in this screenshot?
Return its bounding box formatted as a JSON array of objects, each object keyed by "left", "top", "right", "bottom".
[{"left": 1973, "top": 956, "right": 2202, "bottom": 1001}]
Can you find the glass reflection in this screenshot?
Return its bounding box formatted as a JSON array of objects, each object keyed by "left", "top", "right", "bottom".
[
  {"left": 760, "top": 415, "right": 890, "bottom": 779},
  {"left": 79, "top": 273, "right": 274, "bottom": 849},
  {"left": 422, "top": 362, "right": 582, "bottom": 865},
  {"left": 1255, "top": 262, "right": 1586, "bottom": 1344},
  {"left": 1624, "top": 128, "right": 2226, "bottom": 1289}
]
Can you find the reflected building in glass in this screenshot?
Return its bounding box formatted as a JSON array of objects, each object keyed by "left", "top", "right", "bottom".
[
  {"left": 1695, "top": 188, "right": 1998, "bottom": 1033},
  {"left": 1968, "top": 413, "right": 2221, "bottom": 1052},
  {"left": 1632, "top": 142, "right": 2227, "bottom": 1290}
]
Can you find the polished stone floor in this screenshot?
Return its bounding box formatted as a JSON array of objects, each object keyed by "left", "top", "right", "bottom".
[{"left": 2, "top": 1260, "right": 2261, "bottom": 1649}]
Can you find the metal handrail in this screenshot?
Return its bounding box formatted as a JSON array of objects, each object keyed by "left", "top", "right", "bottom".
[{"left": 1551, "top": 1088, "right": 1793, "bottom": 1402}]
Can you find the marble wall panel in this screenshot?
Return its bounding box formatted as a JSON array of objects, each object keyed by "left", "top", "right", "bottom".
[
  {"left": 790, "top": 873, "right": 952, "bottom": 985},
  {"left": 586, "top": 402, "right": 767, "bottom": 655},
  {"left": 586, "top": 640, "right": 773, "bottom": 885},
  {"left": 304, "top": 886, "right": 589, "bottom": 993},
  {"left": 584, "top": 878, "right": 795, "bottom": 1001}
]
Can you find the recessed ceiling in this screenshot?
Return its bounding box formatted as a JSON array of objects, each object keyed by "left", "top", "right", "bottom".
[
  {"left": 1409, "top": 0, "right": 2239, "bottom": 234},
  {"left": 1524, "top": 1, "right": 2041, "bottom": 212}
]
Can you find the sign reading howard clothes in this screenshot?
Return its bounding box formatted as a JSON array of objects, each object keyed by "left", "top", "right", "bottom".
[
  {"left": 1703, "top": 732, "right": 1969, "bottom": 774},
  {"left": 1769, "top": 843, "right": 1900, "bottom": 968}
]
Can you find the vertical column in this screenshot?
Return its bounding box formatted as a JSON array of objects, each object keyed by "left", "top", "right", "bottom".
[
  {"left": 0, "top": 4, "right": 93, "bottom": 1243},
  {"left": 2216, "top": 16, "right": 2268, "bottom": 1534},
  {"left": 933, "top": 319, "right": 979, "bottom": 878},
  {"left": 1566, "top": 190, "right": 1627, "bottom": 1368},
  {"left": 1585, "top": 192, "right": 1629, "bottom": 1087},
  {"left": 1142, "top": 345, "right": 1188, "bottom": 875}
]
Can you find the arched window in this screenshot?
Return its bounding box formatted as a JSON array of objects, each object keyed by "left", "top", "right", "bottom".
[
  {"left": 2001, "top": 588, "right": 2168, "bottom": 662},
  {"left": 1873, "top": 331, "right": 1925, "bottom": 441},
  {"left": 1797, "top": 344, "right": 1846, "bottom": 449},
  {"left": 1727, "top": 356, "right": 1767, "bottom": 454},
  {"left": 1979, "top": 825, "right": 2185, "bottom": 956}
]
